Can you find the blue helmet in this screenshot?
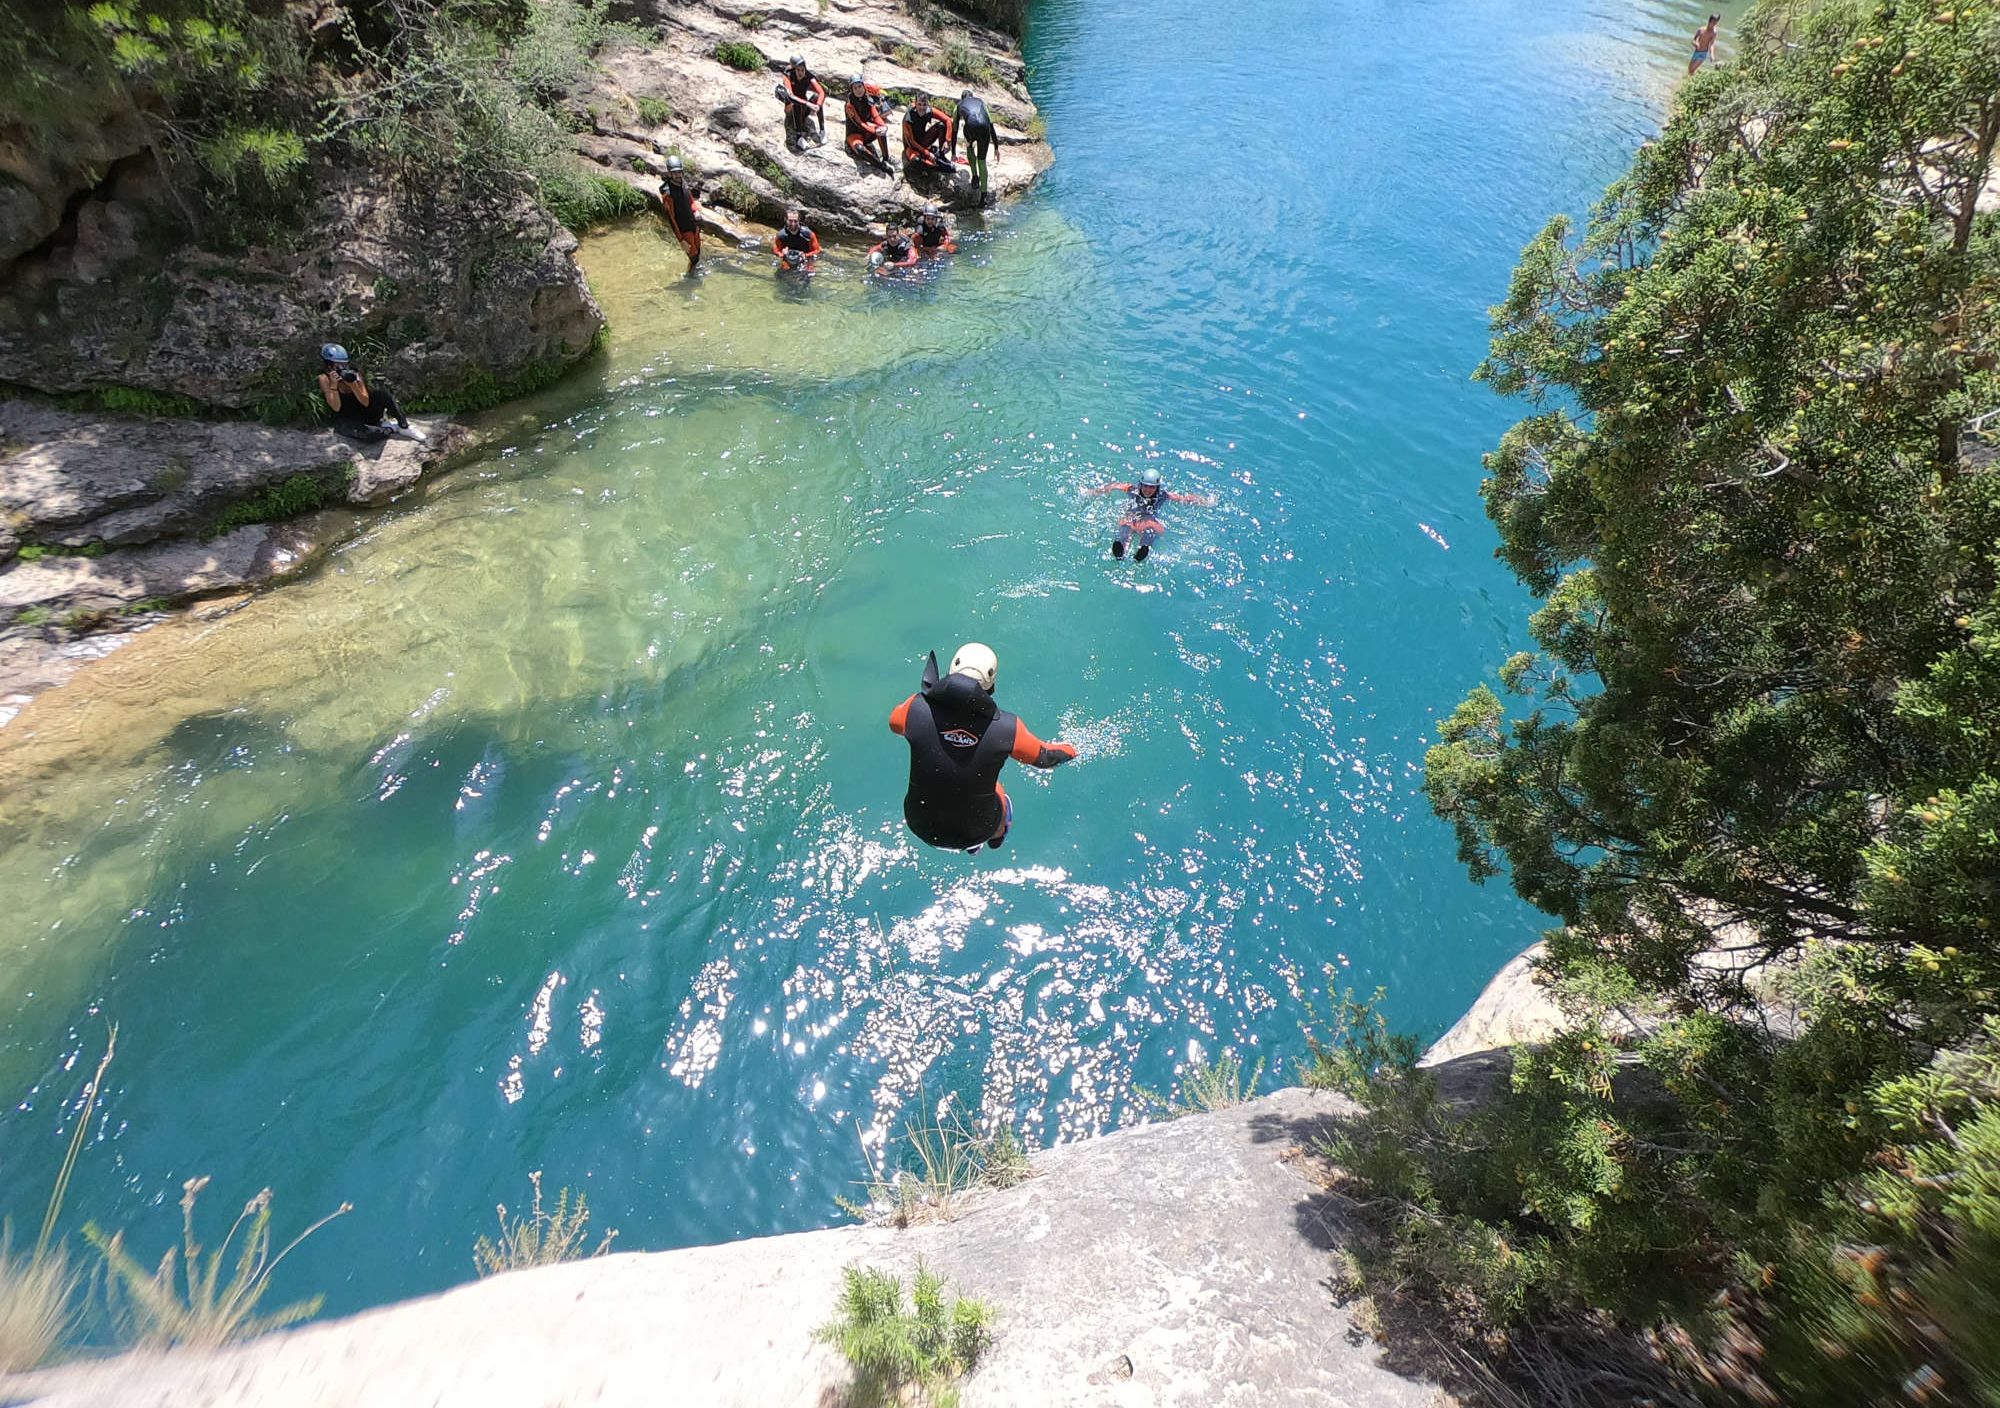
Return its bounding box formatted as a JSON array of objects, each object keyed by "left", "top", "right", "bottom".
[
  {"left": 320, "top": 343, "right": 349, "bottom": 364},
  {"left": 1138, "top": 467, "right": 1163, "bottom": 489}
]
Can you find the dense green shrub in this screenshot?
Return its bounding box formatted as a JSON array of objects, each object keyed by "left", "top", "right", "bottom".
[
  {"left": 1328, "top": 0, "right": 2000, "bottom": 1401},
  {"left": 542, "top": 173, "right": 650, "bottom": 231},
  {"left": 712, "top": 39, "right": 764, "bottom": 71}
]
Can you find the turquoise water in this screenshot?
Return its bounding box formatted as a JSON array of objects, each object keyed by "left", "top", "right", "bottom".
[{"left": 0, "top": 0, "right": 1734, "bottom": 1318}]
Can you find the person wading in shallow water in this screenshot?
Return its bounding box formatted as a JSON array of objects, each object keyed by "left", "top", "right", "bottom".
[
  {"left": 889, "top": 643, "right": 1078, "bottom": 852},
  {"left": 658, "top": 156, "right": 701, "bottom": 272}
]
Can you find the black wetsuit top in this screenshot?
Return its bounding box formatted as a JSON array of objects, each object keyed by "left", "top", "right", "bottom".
[
  {"left": 335, "top": 378, "right": 383, "bottom": 425},
  {"left": 776, "top": 224, "right": 818, "bottom": 254},
  {"left": 901, "top": 674, "right": 1018, "bottom": 849},
  {"left": 918, "top": 220, "right": 950, "bottom": 251},
  {"left": 881, "top": 236, "right": 914, "bottom": 262},
  {"left": 956, "top": 94, "right": 994, "bottom": 137},
  {"left": 660, "top": 178, "right": 697, "bottom": 231},
  {"left": 1126, "top": 485, "right": 1168, "bottom": 519}
]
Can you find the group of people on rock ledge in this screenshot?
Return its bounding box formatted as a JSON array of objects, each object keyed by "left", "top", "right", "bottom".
[
  {"left": 651, "top": 54, "right": 1006, "bottom": 276},
  {"left": 773, "top": 56, "right": 1000, "bottom": 197}
]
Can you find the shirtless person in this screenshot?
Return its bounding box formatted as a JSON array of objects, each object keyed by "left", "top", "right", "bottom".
[{"left": 1689, "top": 14, "right": 1719, "bottom": 74}]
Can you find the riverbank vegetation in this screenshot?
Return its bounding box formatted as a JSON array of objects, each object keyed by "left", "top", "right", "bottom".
[
  {"left": 1331, "top": 0, "right": 2000, "bottom": 1402},
  {"left": 1, "top": 0, "right": 651, "bottom": 248}
]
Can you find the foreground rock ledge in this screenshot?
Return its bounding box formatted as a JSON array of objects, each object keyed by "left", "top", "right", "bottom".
[{"left": 4, "top": 1089, "right": 1448, "bottom": 1408}]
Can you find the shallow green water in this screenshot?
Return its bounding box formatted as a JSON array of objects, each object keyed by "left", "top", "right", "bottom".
[{"left": 0, "top": 0, "right": 1743, "bottom": 1317}]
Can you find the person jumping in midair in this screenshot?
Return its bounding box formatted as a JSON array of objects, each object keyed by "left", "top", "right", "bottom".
[
  {"left": 1086, "top": 466, "right": 1214, "bottom": 561},
  {"left": 889, "top": 644, "right": 1078, "bottom": 852}
]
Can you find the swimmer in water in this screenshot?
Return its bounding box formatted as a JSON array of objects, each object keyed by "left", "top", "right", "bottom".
[
  {"left": 890, "top": 644, "right": 1078, "bottom": 852},
  {"left": 1086, "top": 466, "right": 1215, "bottom": 561}
]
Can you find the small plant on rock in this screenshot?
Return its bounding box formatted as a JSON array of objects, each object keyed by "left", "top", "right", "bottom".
[
  {"left": 840, "top": 1098, "right": 1033, "bottom": 1226},
  {"left": 634, "top": 94, "right": 671, "bottom": 125},
  {"left": 737, "top": 10, "right": 766, "bottom": 28},
  {"left": 712, "top": 39, "right": 765, "bottom": 71},
  {"left": 817, "top": 1261, "right": 992, "bottom": 1408},
  {"left": 1137, "top": 1048, "right": 1263, "bottom": 1118},
  {"left": 86, "top": 1177, "right": 351, "bottom": 1349},
  {"left": 472, "top": 1171, "right": 617, "bottom": 1277}
]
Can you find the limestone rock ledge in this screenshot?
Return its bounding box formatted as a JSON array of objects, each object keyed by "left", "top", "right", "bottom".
[
  {"left": 2, "top": 1089, "right": 1451, "bottom": 1408},
  {"left": 0, "top": 400, "right": 462, "bottom": 719},
  {"left": 578, "top": 0, "right": 1054, "bottom": 237}
]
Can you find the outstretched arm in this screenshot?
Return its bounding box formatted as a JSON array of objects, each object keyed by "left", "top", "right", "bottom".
[
  {"left": 1010, "top": 720, "right": 1078, "bottom": 769},
  {"left": 1168, "top": 491, "right": 1217, "bottom": 505},
  {"left": 1085, "top": 483, "right": 1132, "bottom": 496}
]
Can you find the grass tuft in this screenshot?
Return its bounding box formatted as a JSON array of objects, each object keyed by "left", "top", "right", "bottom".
[
  {"left": 817, "top": 1261, "right": 991, "bottom": 1408},
  {"left": 839, "top": 1098, "right": 1032, "bottom": 1226},
  {"left": 1137, "top": 1049, "right": 1263, "bottom": 1118},
  {"left": 0, "top": 1027, "right": 116, "bottom": 1373},
  {"left": 712, "top": 39, "right": 765, "bottom": 71},
  {"left": 12, "top": 607, "right": 52, "bottom": 628},
  {"left": 634, "top": 95, "right": 671, "bottom": 125},
  {"left": 544, "top": 171, "right": 652, "bottom": 232},
  {"left": 940, "top": 37, "right": 995, "bottom": 84},
  {"left": 86, "top": 1178, "right": 352, "bottom": 1350},
  {"left": 0, "top": 1239, "right": 76, "bottom": 1373},
  {"left": 208, "top": 473, "right": 336, "bottom": 537},
  {"left": 737, "top": 10, "right": 766, "bottom": 28},
  {"left": 472, "top": 1171, "right": 617, "bottom": 1277}
]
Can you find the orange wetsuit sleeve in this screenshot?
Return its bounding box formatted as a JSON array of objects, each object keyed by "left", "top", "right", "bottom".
[
  {"left": 807, "top": 230, "right": 821, "bottom": 254},
  {"left": 1010, "top": 719, "right": 1078, "bottom": 768},
  {"left": 890, "top": 695, "right": 914, "bottom": 735}
]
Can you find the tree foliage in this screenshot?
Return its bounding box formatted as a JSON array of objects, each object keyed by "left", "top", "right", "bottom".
[
  {"left": 0, "top": 0, "right": 643, "bottom": 245},
  {"left": 1385, "top": 0, "right": 2000, "bottom": 1398}
]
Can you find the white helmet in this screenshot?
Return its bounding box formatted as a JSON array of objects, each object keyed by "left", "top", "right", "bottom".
[{"left": 949, "top": 641, "right": 998, "bottom": 692}]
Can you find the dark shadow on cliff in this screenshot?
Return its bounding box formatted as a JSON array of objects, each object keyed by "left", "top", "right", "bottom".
[{"left": 1249, "top": 1067, "right": 1700, "bottom": 1408}]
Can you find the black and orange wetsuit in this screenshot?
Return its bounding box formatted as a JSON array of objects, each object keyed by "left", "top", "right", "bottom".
[
  {"left": 774, "top": 222, "right": 821, "bottom": 265},
  {"left": 916, "top": 217, "right": 955, "bottom": 254},
  {"left": 890, "top": 673, "right": 1076, "bottom": 850},
  {"left": 845, "top": 84, "right": 891, "bottom": 168},
  {"left": 902, "top": 104, "right": 956, "bottom": 172},
  {"left": 658, "top": 176, "right": 701, "bottom": 268},
  {"left": 781, "top": 68, "right": 826, "bottom": 142},
  {"left": 871, "top": 234, "right": 919, "bottom": 272}
]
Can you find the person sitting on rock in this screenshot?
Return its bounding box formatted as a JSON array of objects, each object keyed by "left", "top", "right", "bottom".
[
  {"left": 844, "top": 74, "right": 893, "bottom": 175},
  {"left": 657, "top": 156, "right": 701, "bottom": 272},
  {"left": 773, "top": 207, "right": 821, "bottom": 272},
  {"left": 869, "top": 223, "right": 920, "bottom": 275},
  {"left": 318, "top": 344, "right": 424, "bottom": 443},
  {"left": 952, "top": 90, "right": 997, "bottom": 205},
  {"left": 776, "top": 56, "right": 826, "bottom": 150},
  {"left": 902, "top": 92, "right": 957, "bottom": 177},
  {"left": 916, "top": 204, "right": 956, "bottom": 256}
]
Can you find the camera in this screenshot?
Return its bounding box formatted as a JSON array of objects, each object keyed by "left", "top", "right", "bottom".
[{"left": 339, "top": 368, "right": 359, "bottom": 383}]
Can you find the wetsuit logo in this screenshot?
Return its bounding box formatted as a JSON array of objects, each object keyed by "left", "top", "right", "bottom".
[{"left": 940, "top": 728, "right": 980, "bottom": 748}]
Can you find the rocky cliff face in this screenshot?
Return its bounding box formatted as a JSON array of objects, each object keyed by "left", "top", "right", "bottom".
[
  {"left": 0, "top": 146, "right": 604, "bottom": 415},
  {"left": 577, "top": 0, "right": 1053, "bottom": 236}
]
